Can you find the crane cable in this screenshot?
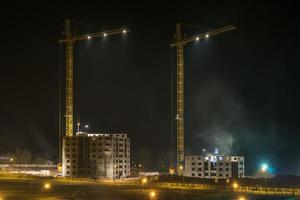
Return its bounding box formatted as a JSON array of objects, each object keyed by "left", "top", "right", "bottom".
[
  {"left": 71, "top": 20, "right": 107, "bottom": 32},
  {"left": 75, "top": 41, "right": 82, "bottom": 133},
  {"left": 181, "top": 23, "right": 212, "bottom": 31}
]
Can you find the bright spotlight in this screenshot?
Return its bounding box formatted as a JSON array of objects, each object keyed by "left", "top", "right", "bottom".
[
  {"left": 122, "top": 29, "right": 127, "bottom": 34},
  {"left": 87, "top": 35, "right": 91, "bottom": 39},
  {"left": 205, "top": 34, "right": 209, "bottom": 38},
  {"left": 261, "top": 164, "right": 268, "bottom": 172},
  {"left": 195, "top": 37, "right": 199, "bottom": 41},
  {"left": 103, "top": 33, "right": 107, "bottom": 37}
]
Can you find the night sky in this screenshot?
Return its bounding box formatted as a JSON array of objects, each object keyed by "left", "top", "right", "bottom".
[{"left": 0, "top": 1, "right": 299, "bottom": 175}]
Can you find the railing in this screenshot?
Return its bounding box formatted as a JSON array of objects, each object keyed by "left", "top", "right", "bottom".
[
  {"left": 238, "top": 186, "right": 299, "bottom": 196},
  {"left": 153, "top": 182, "right": 300, "bottom": 196},
  {"left": 155, "top": 182, "right": 215, "bottom": 190}
]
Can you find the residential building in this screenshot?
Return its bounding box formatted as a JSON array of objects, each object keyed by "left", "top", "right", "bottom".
[
  {"left": 62, "top": 132, "right": 130, "bottom": 179},
  {"left": 185, "top": 154, "right": 244, "bottom": 179}
]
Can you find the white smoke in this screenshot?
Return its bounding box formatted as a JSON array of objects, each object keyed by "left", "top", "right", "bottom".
[{"left": 188, "top": 77, "right": 245, "bottom": 155}]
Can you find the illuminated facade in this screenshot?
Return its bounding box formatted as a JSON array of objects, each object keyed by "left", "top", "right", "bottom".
[
  {"left": 185, "top": 155, "right": 244, "bottom": 179},
  {"left": 62, "top": 132, "right": 130, "bottom": 179}
]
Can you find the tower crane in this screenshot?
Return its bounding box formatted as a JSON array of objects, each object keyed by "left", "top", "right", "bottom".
[
  {"left": 58, "top": 19, "right": 129, "bottom": 162},
  {"left": 171, "top": 23, "right": 236, "bottom": 175}
]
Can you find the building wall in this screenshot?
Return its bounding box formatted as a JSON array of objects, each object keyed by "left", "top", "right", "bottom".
[
  {"left": 62, "top": 133, "right": 130, "bottom": 179},
  {"left": 185, "top": 155, "right": 244, "bottom": 179}
]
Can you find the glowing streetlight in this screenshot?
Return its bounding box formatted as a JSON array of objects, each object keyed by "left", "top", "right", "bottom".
[
  {"left": 122, "top": 29, "right": 127, "bottom": 34},
  {"left": 150, "top": 191, "right": 156, "bottom": 198},
  {"left": 261, "top": 164, "right": 268, "bottom": 172},
  {"left": 195, "top": 37, "right": 199, "bottom": 41},
  {"left": 261, "top": 163, "right": 268, "bottom": 187},
  {"left": 142, "top": 177, "right": 147, "bottom": 184},
  {"left": 232, "top": 182, "right": 239, "bottom": 189},
  {"left": 239, "top": 196, "right": 246, "bottom": 200},
  {"left": 44, "top": 183, "right": 51, "bottom": 190},
  {"left": 87, "top": 35, "right": 91, "bottom": 39},
  {"left": 103, "top": 33, "right": 107, "bottom": 37},
  {"left": 10, "top": 158, "right": 14, "bottom": 162},
  {"left": 205, "top": 34, "right": 209, "bottom": 38},
  {"left": 84, "top": 124, "right": 89, "bottom": 132}
]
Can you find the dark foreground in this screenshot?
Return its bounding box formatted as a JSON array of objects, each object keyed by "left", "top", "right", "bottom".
[{"left": 0, "top": 177, "right": 295, "bottom": 200}]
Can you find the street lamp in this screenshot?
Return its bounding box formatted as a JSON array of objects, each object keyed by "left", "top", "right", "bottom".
[
  {"left": 84, "top": 124, "right": 89, "bottom": 132},
  {"left": 142, "top": 177, "right": 148, "bottom": 184},
  {"left": 44, "top": 183, "right": 51, "bottom": 190},
  {"left": 150, "top": 191, "right": 156, "bottom": 198},
  {"left": 232, "top": 182, "right": 239, "bottom": 189},
  {"left": 261, "top": 164, "right": 268, "bottom": 187},
  {"left": 261, "top": 164, "right": 268, "bottom": 172},
  {"left": 178, "top": 165, "right": 184, "bottom": 183},
  {"left": 239, "top": 196, "right": 246, "bottom": 200}
]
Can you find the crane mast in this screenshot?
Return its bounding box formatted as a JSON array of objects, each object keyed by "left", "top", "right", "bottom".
[
  {"left": 65, "top": 20, "right": 74, "bottom": 137},
  {"left": 171, "top": 23, "right": 236, "bottom": 175},
  {"left": 175, "top": 23, "right": 185, "bottom": 175}
]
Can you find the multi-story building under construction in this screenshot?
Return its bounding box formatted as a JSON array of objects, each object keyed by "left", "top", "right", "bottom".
[
  {"left": 185, "top": 152, "right": 244, "bottom": 179},
  {"left": 62, "top": 132, "right": 130, "bottom": 179}
]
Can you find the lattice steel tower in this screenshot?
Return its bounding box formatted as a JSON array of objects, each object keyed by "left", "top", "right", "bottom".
[{"left": 171, "top": 23, "right": 236, "bottom": 175}]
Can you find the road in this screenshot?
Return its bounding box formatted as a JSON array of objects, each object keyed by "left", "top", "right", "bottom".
[{"left": 0, "top": 177, "right": 293, "bottom": 200}]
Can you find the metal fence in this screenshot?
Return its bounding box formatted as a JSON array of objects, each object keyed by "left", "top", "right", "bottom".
[
  {"left": 154, "top": 182, "right": 300, "bottom": 196},
  {"left": 238, "top": 186, "right": 299, "bottom": 196}
]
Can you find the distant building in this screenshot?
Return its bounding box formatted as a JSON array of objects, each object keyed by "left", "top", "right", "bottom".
[
  {"left": 62, "top": 132, "right": 130, "bottom": 179},
  {"left": 0, "top": 164, "right": 57, "bottom": 176},
  {"left": 185, "top": 154, "right": 244, "bottom": 179}
]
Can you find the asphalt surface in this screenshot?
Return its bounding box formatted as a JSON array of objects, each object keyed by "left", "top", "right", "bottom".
[{"left": 0, "top": 177, "right": 293, "bottom": 200}]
